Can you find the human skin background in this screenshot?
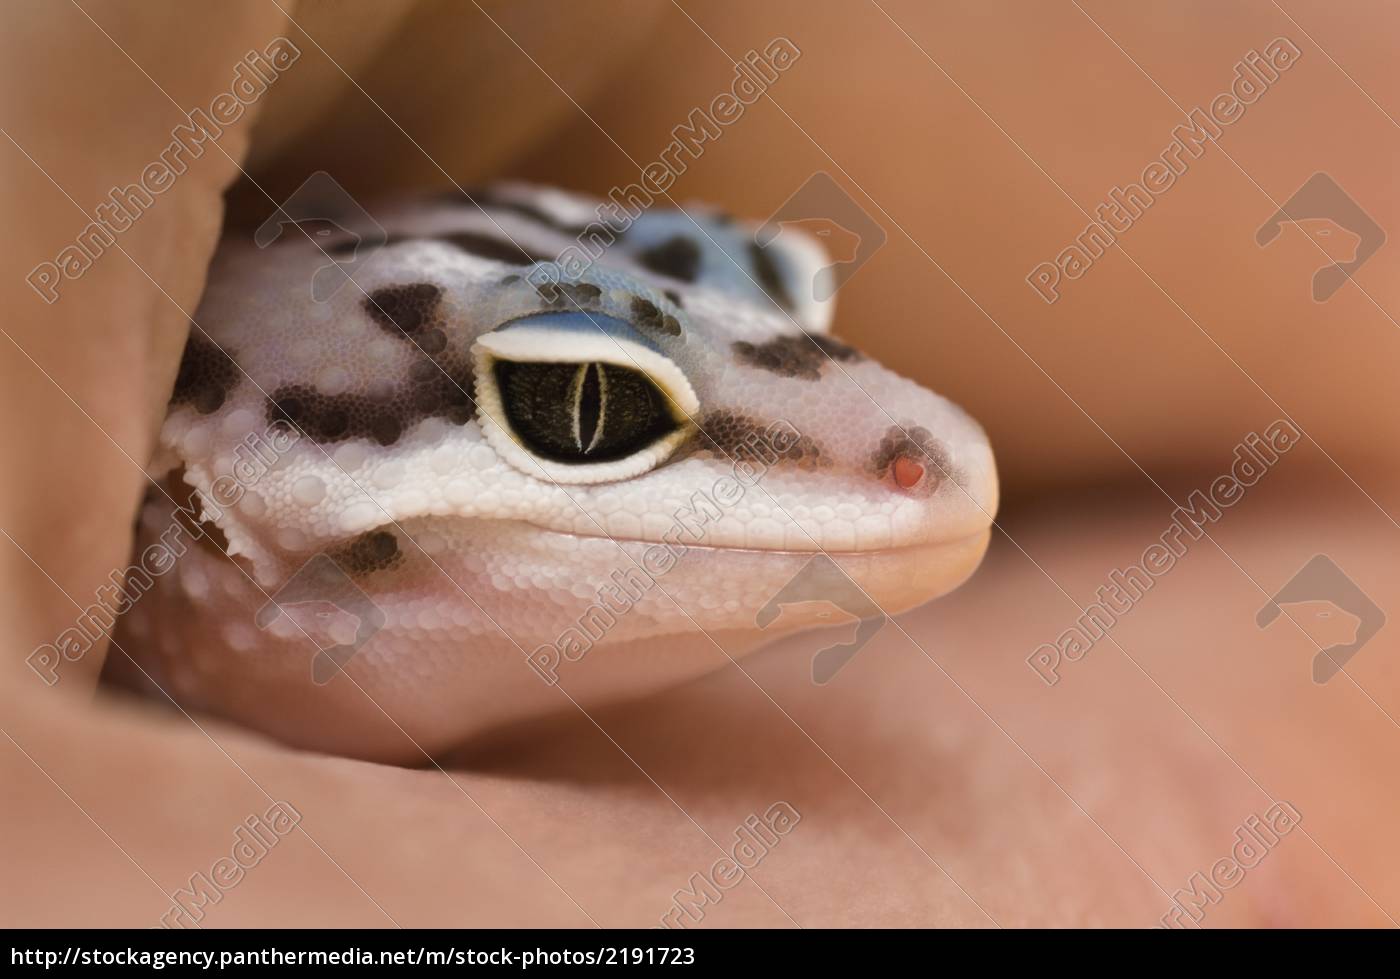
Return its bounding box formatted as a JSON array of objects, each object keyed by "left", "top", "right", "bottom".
[{"left": 2, "top": 0, "right": 1398, "bottom": 926}]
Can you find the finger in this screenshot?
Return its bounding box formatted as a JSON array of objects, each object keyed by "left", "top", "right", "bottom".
[{"left": 0, "top": 0, "right": 295, "bottom": 693}]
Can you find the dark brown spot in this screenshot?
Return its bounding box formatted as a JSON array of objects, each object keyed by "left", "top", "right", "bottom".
[
  {"left": 437, "top": 187, "right": 593, "bottom": 237},
  {"left": 329, "top": 530, "right": 402, "bottom": 576},
  {"left": 694, "top": 410, "right": 825, "bottom": 471},
  {"left": 171, "top": 334, "right": 240, "bottom": 415},
  {"left": 435, "top": 232, "right": 547, "bottom": 265},
  {"left": 533, "top": 280, "right": 603, "bottom": 310},
  {"left": 364, "top": 282, "right": 442, "bottom": 337},
  {"left": 419, "top": 328, "right": 448, "bottom": 355},
  {"left": 663, "top": 289, "right": 684, "bottom": 307},
  {"left": 637, "top": 236, "right": 702, "bottom": 282},
  {"left": 750, "top": 240, "right": 795, "bottom": 313},
  {"left": 370, "top": 414, "right": 402, "bottom": 446},
  {"left": 731, "top": 334, "right": 862, "bottom": 381},
  {"left": 266, "top": 367, "right": 474, "bottom": 448},
  {"left": 630, "top": 296, "right": 682, "bottom": 338},
  {"left": 342, "top": 232, "right": 551, "bottom": 266}
]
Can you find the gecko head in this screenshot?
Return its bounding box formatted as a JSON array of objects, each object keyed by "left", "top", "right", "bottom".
[{"left": 116, "top": 188, "right": 996, "bottom": 762}]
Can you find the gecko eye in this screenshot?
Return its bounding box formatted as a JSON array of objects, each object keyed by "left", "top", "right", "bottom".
[
  {"left": 492, "top": 361, "right": 676, "bottom": 462},
  {"left": 470, "top": 311, "right": 698, "bottom": 484}
]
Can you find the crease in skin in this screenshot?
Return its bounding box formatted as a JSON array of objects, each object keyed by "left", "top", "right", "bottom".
[{"left": 114, "top": 183, "right": 997, "bottom": 762}]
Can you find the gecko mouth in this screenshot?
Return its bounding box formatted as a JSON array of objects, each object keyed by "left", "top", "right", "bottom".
[
  {"left": 516, "top": 499, "right": 995, "bottom": 557},
  {"left": 529, "top": 524, "right": 994, "bottom": 616},
  {"left": 372, "top": 513, "right": 991, "bottom": 617},
  {"left": 567, "top": 528, "right": 990, "bottom": 556}
]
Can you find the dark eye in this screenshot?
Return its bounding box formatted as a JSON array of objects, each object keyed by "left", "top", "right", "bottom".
[
  {"left": 470, "top": 307, "right": 699, "bottom": 483},
  {"left": 493, "top": 360, "right": 678, "bottom": 463}
]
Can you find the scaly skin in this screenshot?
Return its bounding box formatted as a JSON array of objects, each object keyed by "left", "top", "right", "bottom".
[{"left": 113, "top": 184, "right": 997, "bottom": 762}]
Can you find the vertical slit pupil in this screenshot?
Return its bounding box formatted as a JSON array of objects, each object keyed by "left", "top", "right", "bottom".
[{"left": 578, "top": 363, "right": 602, "bottom": 452}]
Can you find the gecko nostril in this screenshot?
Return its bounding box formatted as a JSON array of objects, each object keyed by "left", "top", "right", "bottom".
[
  {"left": 871, "top": 425, "right": 952, "bottom": 496},
  {"left": 891, "top": 454, "right": 925, "bottom": 490}
]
